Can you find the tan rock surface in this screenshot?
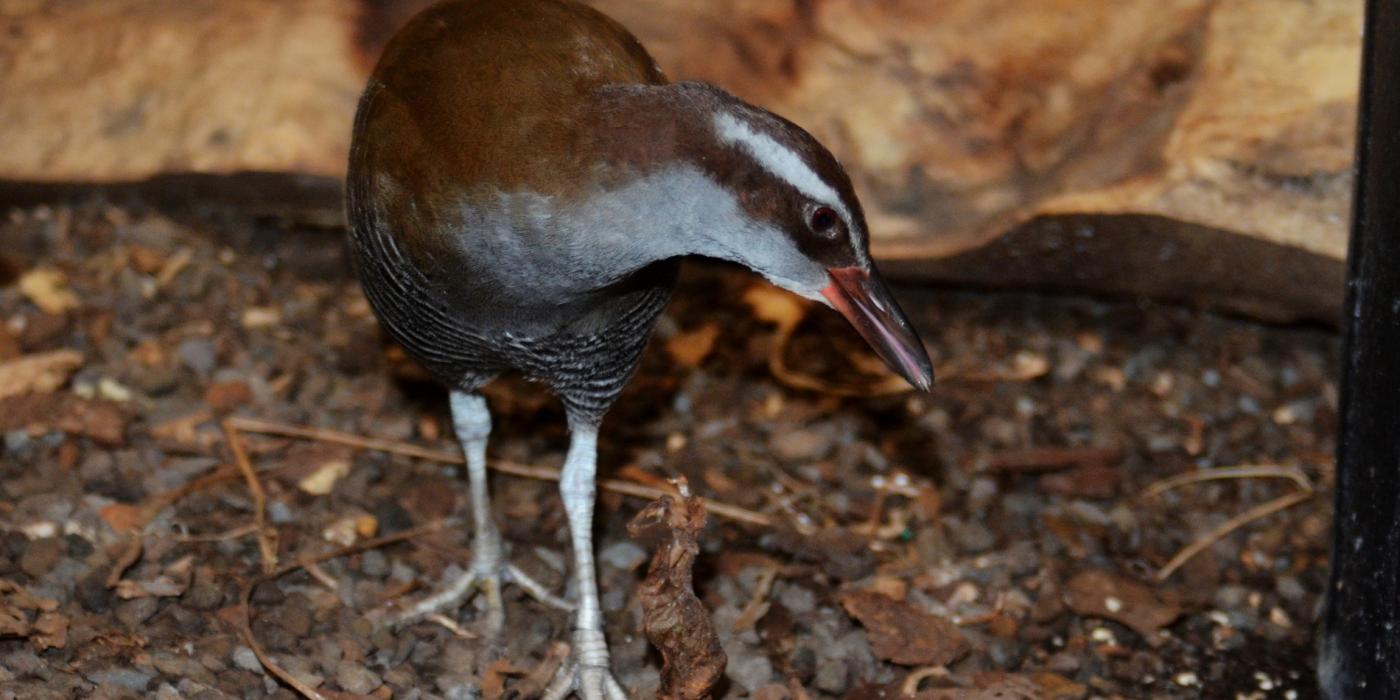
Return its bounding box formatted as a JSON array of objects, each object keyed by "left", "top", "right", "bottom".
[{"left": 0, "top": 0, "right": 1362, "bottom": 321}]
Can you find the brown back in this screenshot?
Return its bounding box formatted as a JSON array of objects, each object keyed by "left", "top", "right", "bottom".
[{"left": 355, "top": 0, "right": 666, "bottom": 258}]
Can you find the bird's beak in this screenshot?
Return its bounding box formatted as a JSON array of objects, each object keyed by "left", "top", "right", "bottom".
[{"left": 821, "top": 266, "right": 935, "bottom": 391}]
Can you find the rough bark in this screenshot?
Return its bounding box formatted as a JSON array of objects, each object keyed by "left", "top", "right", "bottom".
[{"left": 0, "top": 0, "right": 1361, "bottom": 322}]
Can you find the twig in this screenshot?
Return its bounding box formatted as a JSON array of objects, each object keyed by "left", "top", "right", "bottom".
[
  {"left": 238, "top": 519, "right": 452, "bottom": 700},
  {"left": 731, "top": 567, "right": 778, "bottom": 632},
  {"left": 222, "top": 420, "right": 277, "bottom": 574},
  {"left": 223, "top": 416, "right": 772, "bottom": 527},
  {"left": 1142, "top": 465, "right": 1313, "bottom": 499},
  {"left": 1155, "top": 489, "right": 1314, "bottom": 582},
  {"left": 1145, "top": 464, "right": 1316, "bottom": 581},
  {"left": 302, "top": 560, "right": 340, "bottom": 592},
  {"left": 426, "top": 613, "right": 477, "bottom": 639},
  {"left": 175, "top": 523, "right": 259, "bottom": 543},
  {"left": 901, "top": 666, "right": 952, "bottom": 696}
]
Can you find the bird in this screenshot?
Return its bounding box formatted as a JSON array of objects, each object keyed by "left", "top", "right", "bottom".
[{"left": 345, "top": 1, "right": 933, "bottom": 697}]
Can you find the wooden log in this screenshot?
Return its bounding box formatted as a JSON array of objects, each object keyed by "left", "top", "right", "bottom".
[{"left": 0, "top": 0, "right": 1361, "bottom": 322}]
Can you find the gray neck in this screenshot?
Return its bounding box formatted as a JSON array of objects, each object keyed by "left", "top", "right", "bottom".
[
  {"left": 565, "top": 165, "right": 828, "bottom": 297},
  {"left": 459, "top": 165, "right": 827, "bottom": 303}
]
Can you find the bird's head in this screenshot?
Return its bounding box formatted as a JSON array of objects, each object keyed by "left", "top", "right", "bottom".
[
  {"left": 694, "top": 96, "right": 934, "bottom": 391},
  {"left": 585, "top": 82, "right": 933, "bottom": 390}
]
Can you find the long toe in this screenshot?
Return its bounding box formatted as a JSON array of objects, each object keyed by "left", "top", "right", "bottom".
[
  {"left": 386, "top": 558, "right": 568, "bottom": 635},
  {"left": 540, "top": 632, "right": 628, "bottom": 700},
  {"left": 542, "top": 662, "right": 629, "bottom": 700}
]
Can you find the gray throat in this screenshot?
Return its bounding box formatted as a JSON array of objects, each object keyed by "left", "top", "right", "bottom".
[{"left": 460, "top": 166, "right": 828, "bottom": 303}]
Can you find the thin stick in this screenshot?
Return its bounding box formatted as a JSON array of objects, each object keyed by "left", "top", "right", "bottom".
[
  {"left": 222, "top": 420, "right": 278, "bottom": 574},
  {"left": 238, "top": 519, "right": 451, "bottom": 700},
  {"left": 224, "top": 416, "right": 772, "bottom": 527},
  {"left": 175, "top": 523, "right": 259, "bottom": 543},
  {"left": 1155, "top": 489, "right": 1314, "bottom": 582},
  {"left": 1143, "top": 465, "right": 1313, "bottom": 499},
  {"left": 731, "top": 567, "right": 778, "bottom": 632}
]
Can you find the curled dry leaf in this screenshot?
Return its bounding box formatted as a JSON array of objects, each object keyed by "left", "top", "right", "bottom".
[
  {"left": 1064, "top": 569, "right": 1182, "bottom": 639},
  {"left": 840, "top": 591, "right": 968, "bottom": 667},
  {"left": 627, "top": 486, "right": 726, "bottom": 700},
  {"left": 665, "top": 323, "right": 722, "bottom": 368},
  {"left": 0, "top": 349, "right": 83, "bottom": 399}
]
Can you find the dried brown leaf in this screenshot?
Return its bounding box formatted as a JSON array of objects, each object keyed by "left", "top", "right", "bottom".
[
  {"left": 1064, "top": 569, "right": 1182, "bottom": 639},
  {"left": 628, "top": 487, "right": 725, "bottom": 700},
  {"left": 840, "top": 591, "right": 968, "bottom": 666}
]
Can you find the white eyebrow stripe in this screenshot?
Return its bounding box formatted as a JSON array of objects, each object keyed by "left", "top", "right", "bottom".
[{"left": 714, "top": 112, "right": 852, "bottom": 226}]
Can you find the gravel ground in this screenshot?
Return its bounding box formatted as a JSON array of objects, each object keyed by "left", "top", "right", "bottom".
[{"left": 0, "top": 202, "right": 1336, "bottom": 699}]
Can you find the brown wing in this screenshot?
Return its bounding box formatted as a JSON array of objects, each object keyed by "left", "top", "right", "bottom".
[{"left": 360, "top": 0, "right": 666, "bottom": 202}]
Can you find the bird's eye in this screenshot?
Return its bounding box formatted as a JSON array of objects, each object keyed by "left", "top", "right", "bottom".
[{"left": 809, "top": 206, "right": 838, "bottom": 234}]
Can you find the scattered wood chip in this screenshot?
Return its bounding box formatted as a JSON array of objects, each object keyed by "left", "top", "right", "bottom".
[
  {"left": 0, "top": 349, "right": 83, "bottom": 399},
  {"left": 917, "top": 672, "right": 1087, "bottom": 700},
  {"left": 98, "top": 503, "right": 146, "bottom": 534},
  {"left": 1039, "top": 464, "right": 1121, "bottom": 499},
  {"left": 322, "top": 516, "right": 364, "bottom": 547},
  {"left": 1064, "top": 569, "right": 1182, "bottom": 639},
  {"left": 627, "top": 482, "right": 726, "bottom": 700},
  {"left": 480, "top": 658, "right": 527, "bottom": 700},
  {"left": 665, "top": 323, "right": 721, "bottom": 368},
  {"left": 985, "top": 446, "right": 1121, "bottom": 474},
  {"left": 840, "top": 591, "right": 968, "bottom": 666},
  {"left": 0, "top": 580, "right": 64, "bottom": 650},
  {"left": 112, "top": 555, "right": 194, "bottom": 599},
  {"left": 18, "top": 267, "right": 80, "bottom": 314},
  {"left": 298, "top": 453, "right": 352, "bottom": 496},
  {"left": 241, "top": 306, "right": 283, "bottom": 329},
  {"left": 29, "top": 612, "right": 68, "bottom": 651},
  {"left": 204, "top": 379, "right": 253, "bottom": 411},
  {"left": 148, "top": 409, "right": 216, "bottom": 449},
  {"left": 0, "top": 394, "right": 129, "bottom": 446}
]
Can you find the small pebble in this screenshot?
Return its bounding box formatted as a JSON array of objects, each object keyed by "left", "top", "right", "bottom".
[
  {"left": 336, "top": 661, "right": 382, "bottom": 694},
  {"left": 726, "top": 653, "right": 774, "bottom": 692},
  {"left": 177, "top": 338, "right": 217, "bottom": 376},
  {"left": 115, "top": 598, "right": 160, "bottom": 628},
  {"left": 813, "top": 656, "right": 849, "bottom": 694},
  {"left": 598, "top": 540, "right": 646, "bottom": 571},
  {"left": 232, "top": 646, "right": 262, "bottom": 673},
  {"left": 360, "top": 549, "right": 388, "bottom": 578},
  {"left": 19, "top": 537, "right": 65, "bottom": 578},
  {"left": 85, "top": 667, "right": 154, "bottom": 692}
]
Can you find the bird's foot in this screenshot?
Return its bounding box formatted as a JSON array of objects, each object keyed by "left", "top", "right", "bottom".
[
  {"left": 541, "top": 629, "right": 628, "bottom": 700},
  {"left": 388, "top": 550, "right": 572, "bottom": 635}
]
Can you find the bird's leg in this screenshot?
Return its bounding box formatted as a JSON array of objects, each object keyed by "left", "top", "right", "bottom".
[
  {"left": 543, "top": 424, "right": 628, "bottom": 700},
  {"left": 391, "top": 392, "right": 570, "bottom": 633}
]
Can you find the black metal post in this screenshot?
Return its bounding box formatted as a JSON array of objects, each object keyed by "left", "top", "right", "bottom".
[{"left": 1320, "top": 0, "right": 1400, "bottom": 696}]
